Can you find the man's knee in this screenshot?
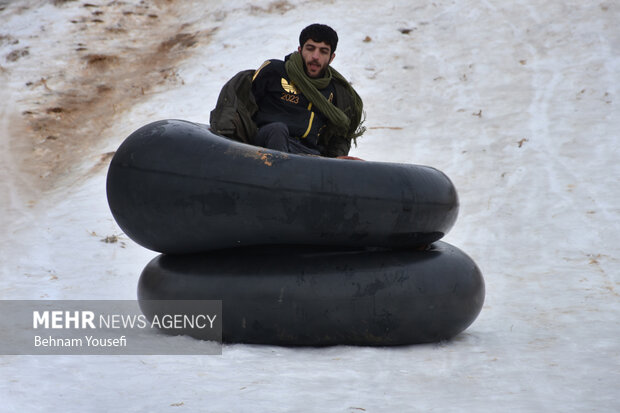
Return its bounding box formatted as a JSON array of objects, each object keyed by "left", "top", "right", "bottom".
[{"left": 254, "top": 122, "right": 289, "bottom": 152}]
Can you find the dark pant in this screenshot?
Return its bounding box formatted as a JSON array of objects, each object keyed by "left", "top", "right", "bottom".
[{"left": 253, "top": 122, "right": 320, "bottom": 155}]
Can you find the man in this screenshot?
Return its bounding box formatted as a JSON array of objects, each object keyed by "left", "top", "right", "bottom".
[{"left": 210, "top": 24, "right": 365, "bottom": 158}]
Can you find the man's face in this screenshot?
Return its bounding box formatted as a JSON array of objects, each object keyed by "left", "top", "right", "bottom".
[{"left": 298, "top": 39, "right": 335, "bottom": 78}]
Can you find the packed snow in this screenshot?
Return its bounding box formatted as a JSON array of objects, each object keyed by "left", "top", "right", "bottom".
[{"left": 1, "top": 0, "right": 619, "bottom": 411}]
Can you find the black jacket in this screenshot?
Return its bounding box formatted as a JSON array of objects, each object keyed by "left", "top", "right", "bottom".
[
  {"left": 210, "top": 59, "right": 358, "bottom": 157},
  {"left": 251, "top": 59, "right": 335, "bottom": 153}
]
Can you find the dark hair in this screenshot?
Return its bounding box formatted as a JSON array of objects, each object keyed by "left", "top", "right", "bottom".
[{"left": 299, "top": 24, "right": 338, "bottom": 54}]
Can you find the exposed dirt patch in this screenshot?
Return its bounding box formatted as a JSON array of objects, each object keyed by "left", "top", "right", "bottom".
[
  {"left": 82, "top": 53, "right": 121, "bottom": 69},
  {"left": 0, "top": 34, "right": 19, "bottom": 46},
  {"left": 6, "top": 47, "right": 29, "bottom": 62},
  {"left": 250, "top": 0, "right": 295, "bottom": 15},
  {"left": 7, "top": 1, "right": 217, "bottom": 191}
]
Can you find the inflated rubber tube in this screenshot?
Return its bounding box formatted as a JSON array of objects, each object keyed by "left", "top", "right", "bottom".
[
  {"left": 107, "top": 120, "right": 459, "bottom": 254},
  {"left": 137, "top": 242, "right": 484, "bottom": 346}
]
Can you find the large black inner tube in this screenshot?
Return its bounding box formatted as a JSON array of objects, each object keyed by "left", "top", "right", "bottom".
[
  {"left": 138, "top": 242, "right": 485, "bottom": 346},
  {"left": 107, "top": 120, "right": 459, "bottom": 254}
]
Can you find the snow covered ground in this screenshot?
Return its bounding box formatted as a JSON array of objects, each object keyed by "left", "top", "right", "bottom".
[{"left": 1, "top": 0, "right": 619, "bottom": 411}]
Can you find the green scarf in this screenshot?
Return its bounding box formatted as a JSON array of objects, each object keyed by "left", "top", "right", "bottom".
[{"left": 285, "top": 52, "right": 365, "bottom": 141}]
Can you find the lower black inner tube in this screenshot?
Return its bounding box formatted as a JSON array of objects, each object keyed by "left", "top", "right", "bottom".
[{"left": 138, "top": 241, "right": 485, "bottom": 346}]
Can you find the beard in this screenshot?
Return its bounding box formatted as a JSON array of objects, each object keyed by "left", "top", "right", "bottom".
[{"left": 303, "top": 60, "right": 327, "bottom": 78}]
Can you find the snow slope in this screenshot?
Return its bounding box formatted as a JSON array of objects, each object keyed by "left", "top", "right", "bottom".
[{"left": 1, "top": 0, "right": 619, "bottom": 411}]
